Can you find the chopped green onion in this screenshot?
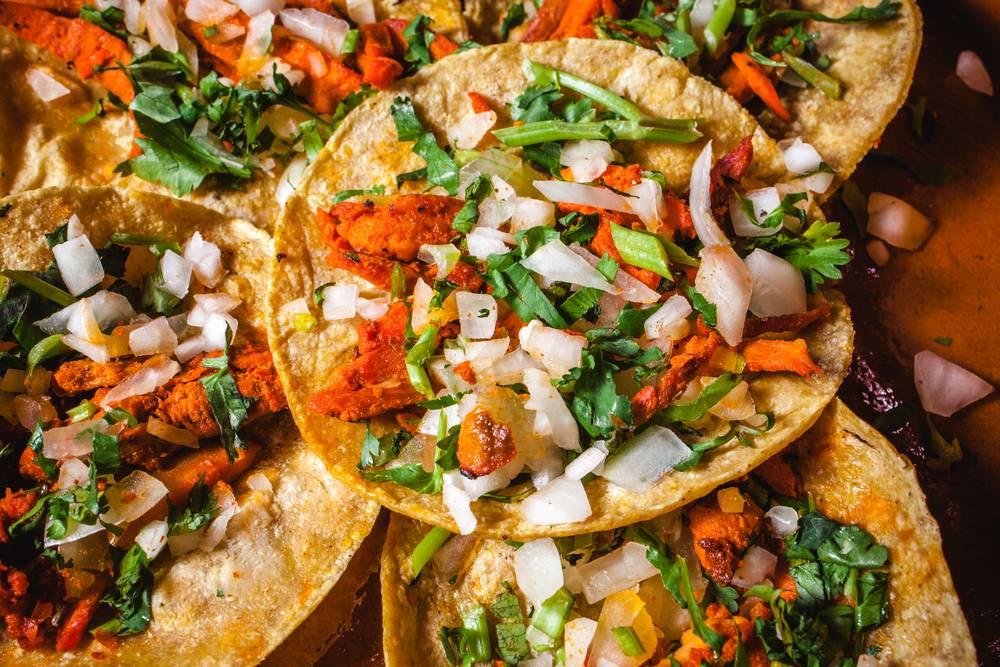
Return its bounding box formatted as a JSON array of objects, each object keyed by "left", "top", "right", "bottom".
[
  {"left": 453, "top": 149, "right": 482, "bottom": 167},
  {"left": 27, "top": 334, "right": 68, "bottom": 372},
  {"left": 611, "top": 626, "right": 646, "bottom": 657},
  {"left": 411, "top": 525, "right": 452, "bottom": 579},
  {"left": 782, "top": 51, "right": 843, "bottom": 99},
  {"left": 528, "top": 588, "right": 574, "bottom": 648},
  {"left": 493, "top": 120, "right": 700, "bottom": 147},
  {"left": 609, "top": 224, "right": 671, "bottom": 278},
  {"left": 405, "top": 325, "right": 438, "bottom": 398},
  {"left": 460, "top": 605, "right": 492, "bottom": 662},
  {"left": 109, "top": 232, "right": 165, "bottom": 245},
  {"left": 342, "top": 28, "right": 360, "bottom": 54},
  {"left": 526, "top": 61, "right": 645, "bottom": 121},
  {"left": 703, "top": 0, "right": 736, "bottom": 55},
  {"left": 67, "top": 400, "right": 98, "bottom": 423},
  {"left": 0, "top": 270, "right": 74, "bottom": 307}
]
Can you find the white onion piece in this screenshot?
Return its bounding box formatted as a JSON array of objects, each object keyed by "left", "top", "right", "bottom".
[
  {"left": 183, "top": 232, "right": 224, "bottom": 287},
  {"left": 129, "top": 316, "right": 179, "bottom": 356},
  {"left": 456, "top": 292, "right": 497, "bottom": 340},
  {"left": 124, "top": 0, "right": 141, "bottom": 33},
  {"left": 765, "top": 505, "right": 799, "bottom": 537},
  {"left": 160, "top": 250, "right": 193, "bottom": 299},
  {"left": 62, "top": 334, "right": 110, "bottom": 363},
  {"left": 276, "top": 155, "right": 310, "bottom": 210},
  {"left": 143, "top": 0, "right": 178, "bottom": 53},
  {"left": 564, "top": 618, "right": 599, "bottom": 667},
  {"left": 63, "top": 214, "right": 83, "bottom": 240},
  {"left": 458, "top": 148, "right": 522, "bottom": 193},
  {"left": 25, "top": 66, "right": 71, "bottom": 102},
  {"left": 519, "top": 656, "right": 553, "bottom": 667},
  {"left": 513, "top": 538, "right": 564, "bottom": 609},
  {"left": 187, "top": 292, "right": 241, "bottom": 327},
  {"left": 245, "top": 471, "right": 273, "bottom": 495},
  {"left": 464, "top": 338, "right": 510, "bottom": 374},
  {"left": 795, "top": 170, "right": 834, "bottom": 195},
  {"left": 128, "top": 35, "right": 152, "bottom": 56},
  {"left": 199, "top": 483, "right": 237, "bottom": 551},
  {"left": 346, "top": 0, "right": 375, "bottom": 24},
  {"left": 477, "top": 195, "right": 515, "bottom": 230},
  {"left": 213, "top": 21, "right": 245, "bottom": 42},
  {"left": 956, "top": 50, "right": 993, "bottom": 95},
  {"left": 418, "top": 243, "right": 460, "bottom": 279},
  {"left": 53, "top": 235, "right": 104, "bottom": 296},
  {"left": 135, "top": 519, "right": 169, "bottom": 559},
  {"left": 244, "top": 10, "right": 277, "bottom": 60},
  {"left": 626, "top": 178, "right": 667, "bottom": 229},
  {"left": 600, "top": 426, "right": 690, "bottom": 492},
  {"left": 442, "top": 471, "right": 477, "bottom": 535},
  {"left": 43, "top": 516, "right": 104, "bottom": 548},
  {"left": 688, "top": 141, "right": 729, "bottom": 248},
  {"left": 43, "top": 418, "right": 105, "bottom": 459},
  {"left": 730, "top": 187, "right": 782, "bottom": 238},
  {"left": 202, "top": 312, "right": 239, "bottom": 351},
  {"left": 431, "top": 533, "right": 477, "bottom": 582},
  {"left": 519, "top": 320, "right": 587, "bottom": 378},
  {"left": 100, "top": 356, "right": 181, "bottom": 409},
  {"left": 578, "top": 541, "right": 660, "bottom": 604},
  {"left": 533, "top": 180, "right": 631, "bottom": 213},
  {"left": 520, "top": 475, "right": 591, "bottom": 525},
  {"left": 511, "top": 197, "right": 555, "bottom": 231},
  {"left": 410, "top": 279, "right": 433, "bottom": 333},
  {"left": 175, "top": 335, "right": 207, "bottom": 363},
  {"left": 564, "top": 445, "right": 607, "bottom": 480},
  {"left": 914, "top": 350, "right": 994, "bottom": 417},
  {"left": 569, "top": 245, "right": 659, "bottom": 304},
  {"left": 866, "top": 193, "right": 932, "bottom": 250},
  {"left": 168, "top": 527, "right": 206, "bottom": 557},
  {"left": 57, "top": 457, "right": 90, "bottom": 489},
  {"left": 461, "top": 468, "right": 512, "bottom": 500},
  {"left": 36, "top": 291, "right": 134, "bottom": 335},
  {"left": 185, "top": 0, "right": 239, "bottom": 24},
  {"left": 15, "top": 395, "right": 57, "bottom": 430},
  {"left": 278, "top": 8, "right": 347, "bottom": 56},
  {"left": 102, "top": 471, "right": 169, "bottom": 526},
  {"left": 147, "top": 416, "right": 199, "bottom": 448},
  {"left": 744, "top": 248, "right": 806, "bottom": 318},
  {"left": 478, "top": 348, "right": 543, "bottom": 386},
  {"left": 561, "top": 140, "right": 613, "bottom": 183},
  {"left": 644, "top": 295, "right": 693, "bottom": 340},
  {"left": 695, "top": 245, "right": 752, "bottom": 346},
  {"left": 58, "top": 532, "right": 110, "bottom": 570},
  {"left": 524, "top": 368, "right": 580, "bottom": 451},
  {"left": 447, "top": 111, "right": 497, "bottom": 150},
  {"left": 689, "top": 0, "right": 714, "bottom": 31},
  {"left": 731, "top": 545, "right": 777, "bottom": 588},
  {"left": 67, "top": 298, "right": 103, "bottom": 343},
  {"left": 234, "top": 0, "right": 283, "bottom": 17},
  {"left": 708, "top": 380, "right": 755, "bottom": 421},
  {"left": 321, "top": 284, "right": 358, "bottom": 321},
  {"left": 357, "top": 296, "right": 389, "bottom": 321},
  {"left": 522, "top": 239, "right": 617, "bottom": 292},
  {"left": 779, "top": 137, "right": 823, "bottom": 175},
  {"left": 466, "top": 227, "right": 513, "bottom": 259}
]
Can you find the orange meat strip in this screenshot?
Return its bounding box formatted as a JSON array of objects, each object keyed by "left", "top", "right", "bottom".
[
  {"left": 457, "top": 408, "right": 517, "bottom": 477},
  {"left": 630, "top": 332, "right": 722, "bottom": 425},
  {"left": 743, "top": 302, "right": 831, "bottom": 337},
  {"left": 357, "top": 22, "right": 404, "bottom": 89},
  {"left": 0, "top": 489, "right": 39, "bottom": 542},
  {"left": 672, "top": 603, "right": 761, "bottom": 667},
  {"left": 686, "top": 494, "right": 764, "bottom": 585},
  {"left": 521, "top": 0, "right": 620, "bottom": 41},
  {"left": 589, "top": 217, "right": 662, "bottom": 291},
  {"left": 741, "top": 338, "right": 821, "bottom": 377},
  {"left": 724, "top": 53, "right": 791, "bottom": 123},
  {"left": 307, "top": 301, "right": 424, "bottom": 421},
  {"left": 153, "top": 442, "right": 260, "bottom": 506},
  {"left": 0, "top": 2, "right": 133, "bottom": 102},
  {"left": 54, "top": 586, "right": 104, "bottom": 652}
]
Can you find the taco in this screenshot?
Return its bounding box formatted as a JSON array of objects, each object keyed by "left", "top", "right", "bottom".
[
  {"left": 466, "top": 0, "right": 921, "bottom": 191},
  {"left": 0, "top": 0, "right": 466, "bottom": 230},
  {"left": 267, "top": 40, "right": 854, "bottom": 540},
  {"left": 0, "top": 186, "right": 379, "bottom": 663},
  {"left": 381, "top": 399, "right": 977, "bottom": 666}
]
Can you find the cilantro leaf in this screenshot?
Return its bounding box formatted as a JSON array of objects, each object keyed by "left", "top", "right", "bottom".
[
  {"left": 200, "top": 346, "right": 252, "bottom": 463},
  {"left": 96, "top": 544, "right": 153, "bottom": 636},
  {"left": 752, "top": 220, "right": 850, "bottom": 291},
  {"left": 358, "top": 425, "right": 412, "bottom": 469},
  {"left": 168, "top": 476, "right": 218, "bottom": 535}
]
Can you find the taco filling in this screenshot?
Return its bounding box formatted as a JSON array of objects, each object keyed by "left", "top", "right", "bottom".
[
  {"left": 500, "top": 0, "right": 902, "bottom": 130},
  {"left": 406, "top": 452, "right": 891, "bottom": 667},
  {"left": 0, "top": 217, "right": 285, "bottom": 652},
  {"left": 1, "top": 0, "right": 464, "bottom": 197},
  {"left": 284, "top": 64, "right": 851, "bottom": 533}
]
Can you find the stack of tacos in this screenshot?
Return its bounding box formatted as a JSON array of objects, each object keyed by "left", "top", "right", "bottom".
[{"left": 0, "top": 0, "right": 980, "bottom": 663}]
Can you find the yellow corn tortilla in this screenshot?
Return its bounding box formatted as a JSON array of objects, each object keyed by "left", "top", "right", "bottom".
[
  {"left": 0, "top": 186, "right": 380, "bottom": 665},
  {"left": 0, "top": 0, "right": 466, "bottom": 232},
  {"left": 381, "top": 399, "right": 977, "bottom": 666},
  {"left": 267, "top": 39, "right": 852, "bottom": 540},
  {"left": 463, "top": 0, "right": 921, "bottom": 190}
]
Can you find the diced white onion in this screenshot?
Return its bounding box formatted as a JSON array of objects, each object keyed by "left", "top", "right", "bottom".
[
  {"left": 200, "top": 483, "right": 237, "bottom": 551},
  {"left": 689, "top": 141, "right": 729, "bottom": 247},
  {"left": 522, "top": 239, "right": 617, "bottom": 292},
  {"left": 466, "top": 227, "right": 513, "bottom": 259},
  {"left": 456, "top": 292, "right": 497, "bottom": 340},
  {"left": 957, "top": 50, "right": 993, "bottom": 96},
  {"left": 519, "top": 320, "right": 587, "bottom": 378},
  {"left": 866, "top": 193, "right": 932, "bottom": 250},
  {"left": 53, "top": 235, "right": 104, "bottom": 296},
  {"left": 564, "top": 618, "right": 599, "bottom": 667},
  {"left": 779, "top": 137, "right": 823, "bottom": 175},
  {"left": 15, "top": 395, "right": 57, "bottom": 430},
  {"left": 168, "top": 527, "right": 206, "bottom": 556},
  {"left": 63, "top": 335, "right": 110, "bottom": 363},
  {"left": 185, "top": 0, "right": 239, "bottom": 24},
  {"left": 418, "top": 244, "right": 460, "bottom": 280},
  {"left": 511, "top": 197, "right": 555, "bottom": 232},
  {"left": 600, "top": 426, "right": 691, "bottom": 492},
  {"left": 43, "top": 516, "right": 104, "bottom": 548},
  {"left": 278, "top": 8, "right": 348, "bottom": 56},
  {"left": 695, "top": 245, "right": 752, "bottom": 346},
  {"left": 458, "top": 148, "right": 522, "bottom": 193},
  {"left": 124, "top": 0, "right": 141, "bottom": 33},
  {"left": 914, "top": 350, "right": 994, "bottom": 417},
  {"left": 234, "top": 0, "right": 283, "bottom": 17},
  {"left": 25, "top": 66, "right": 71, "bottom": 102},
  {"left": 410, "top": 279, "right": 433, "bottom": 333},
  {"left": 321, "top": 284, "right": 358, "bottom": 321},
  {"left": 464, "top": 338, "right": 510, "bottom": 374},
  {"left": 243, "top": 9, "right": 277, "bottom": 61},
  {"left": 743, "top": 248, "right": 806, "bottom": 317},
  {"left": 160, "top": 250, "right": 193, "bottom": 299},
  {"left": 357, "top": 296, "right": 389, "bottom": 321},
  {"left": 644, "top": 295, "right": 692, "bottom": 340},
  {"left": 135, "top": 519, "right": 169, "bottom": 559},
  {"left": 58, "top": 531, "right": 110, "bottom": 570},
  {"left": 443, "top": 471, "right": 477, "bottom": 535},
  {"left": 183, "top": 232, "right": 224, "bottom": 287},
  {"left": 560, "top": 140, "right": 613, "bottom": 183},
  {"left": 577, "top": 541, "right": 660, "bottom": 604},
  {"left": 346, "top": 0, "right": 375, "bottom": 24},
  {"left": 524, "top": 368, "right": 580, "bottom": 451},
  {"left": 626, "top": 178, "right": 667, "bottom": 229},
  {"left": 245, "top": 471, "right": 273, "bottom": 495},
  {"left": 478, "top": 195, "right": 515, "bottom": 230},
  {"left": 175, "top": 335, "right": 207, "bottom": 363},
  {"left": 513, "top": 538, "right": 564, "bottom": 609},
  {"left": 129, "top": 316, "right": 179, "bottom": 356},
  {"left": 43, "top": 417, "right": 106, "bottom": 459},
  {"left": 689, "top": 0, "right": 714, "bottom": 31},
  {"left": 731, "top": 545, "right": 777, "bottom": 588},
  {"left": 564, "top": 445, "right": 607, "bottom": 480},
  {"left": 56, "top": 457, "right": 90, "bottom": 489},
  {"left": 142, "top": 0, "right": 179, "bottom": 53},
  {"left": 100, "top": 356, "right": 181, "bottom": 409},
  {"left": 520, "top": 475, "right": 591, "bottom": 525},
  {"left": 102, "top": 470, "right": 169, "bottom": 526},
  {"left": 765, "top": 505, "right": 799, "bottom": 537},
  {"left": 202, "top": 312, "right": 239, "bottom": 351},
  {"left": 477, "top": 348, "right": 543, "bottom": 386},
  {"left": 707, "top": 379, "right": 756, "bottom": 421},
  {"left": 213, "top": 21, "right": 246, "bottom": 41},
  {"left": 730, "top": 187, "right": 782, "bottom": 238},
  {"left": 569, "top": 244, "right": 659, "bottom": 304},
  {"left": 147, "top": 416, "right": 199, "bottom": 448},
  {"left": 795, "top": 170, "right": 834, "bottom": 195},
  {"left": 533, "top": 180, "right": 631, "bottom": 213},
  {"left": 448, "top": 111, "right": 497, "bottom": 150},
  {"left": 36, "top": 291, "right": 135, "bottom": 335},
  {"left": 187, "top": 293, "right": 241, "bottom": 327},
  {"left": 67, "top": 297, "right": 103, "bottom": 344},
  {"left": 461, "top": 468, "right": 512, "bottom": 500}
]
